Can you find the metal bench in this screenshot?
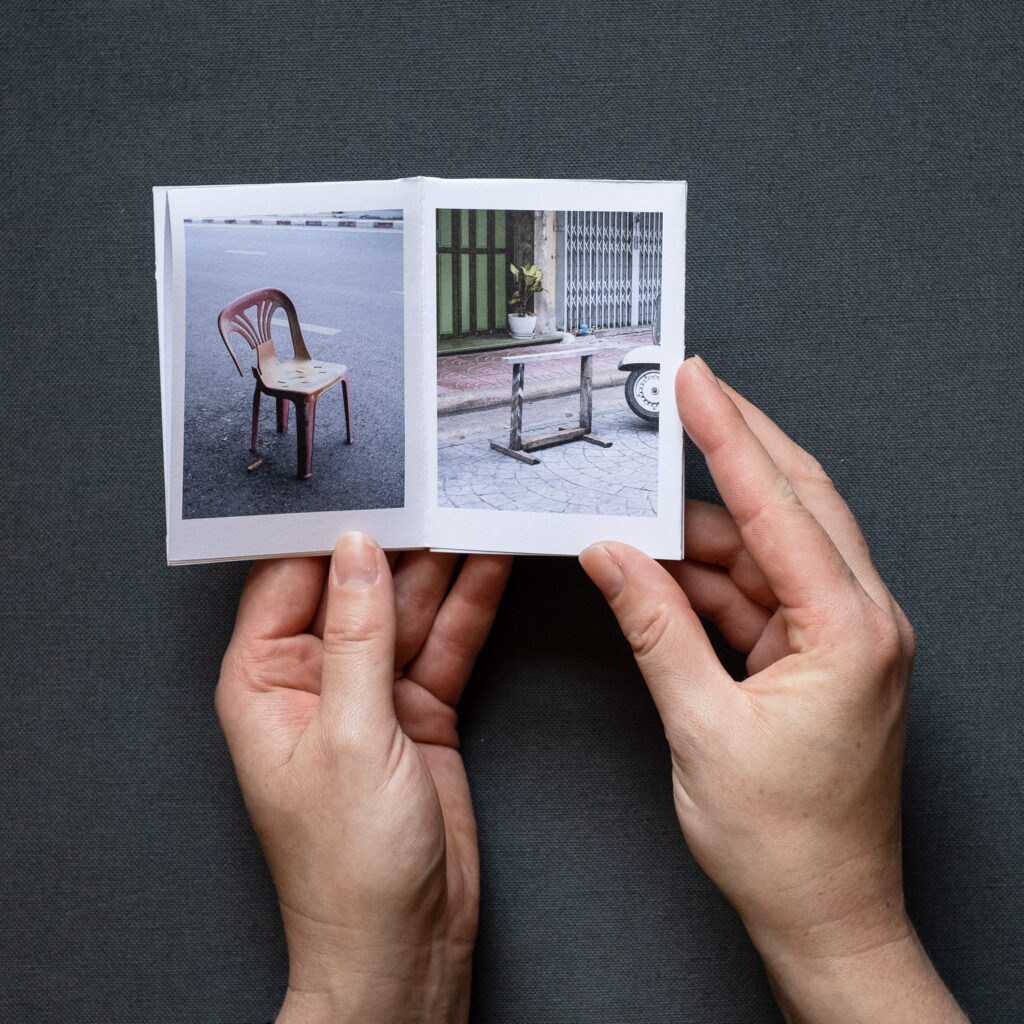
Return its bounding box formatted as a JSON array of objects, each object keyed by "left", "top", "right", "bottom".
[{"left": 489, "top": 346, "right": 613, "bottom": 465}]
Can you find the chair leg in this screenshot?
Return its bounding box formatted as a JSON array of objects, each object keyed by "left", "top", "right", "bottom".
[
  {"left": 276, "top": 397, "right": 289, "bottom": 433},
  {"left": 293, "top": 396, "right": 317, "bottom": 479},
  {"left": 342, "top": 375, "right": 353, "bottom": 444},
  {"left": 250, "top": 387, "right": 261, "bottom": 453}
]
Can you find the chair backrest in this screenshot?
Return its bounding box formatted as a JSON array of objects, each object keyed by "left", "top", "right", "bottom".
[{"left": 217, "top": 287, "right": 311, "bottom": 376}]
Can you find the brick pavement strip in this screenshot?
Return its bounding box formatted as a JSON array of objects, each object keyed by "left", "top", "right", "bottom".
[
  {"left": 437, "top": 405, "right": 659, "bottom": 518},
  {"left": 436, "top": 333, "right": 651, "bottom": 413}
]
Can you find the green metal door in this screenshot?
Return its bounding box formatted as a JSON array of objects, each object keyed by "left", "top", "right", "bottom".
[{"left": 436, "top": 209, "right": 514, "bottom": 353}]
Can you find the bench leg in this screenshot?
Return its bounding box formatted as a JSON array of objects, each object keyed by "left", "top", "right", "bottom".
[
  {"left": 508, "top": 362, "right": 525, "bottom": 450},
  {"left": 490, "top": 361, "right": 541, "bottom": 464},
  {"left": 579, "top": 354, "right": 593, "bottom": 433}
]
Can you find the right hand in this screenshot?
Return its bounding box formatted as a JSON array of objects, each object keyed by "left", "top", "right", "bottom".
[{"left": 580, "top": 357, "right": 966, "bottom": 1022}]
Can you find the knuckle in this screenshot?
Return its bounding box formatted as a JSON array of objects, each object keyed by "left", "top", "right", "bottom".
[
  {"left": 895, "top": 605, "right": 917, "bottom": 662},
  {"left": 789, "top": 453, "right": 852, "bottom": 511},
  {"left": 865, "top": 607, "right": 904, "bottom": 673},
  {"left": 320, "top": 614, "right": 389, "bottom": 657},
  {"left": 734, "top": 478, "right": 786, "bottom": 532},
  {"left": 434, "top": 622, "right": 480, "bottom": 666},
  {"left": 212, "top": 676, "right": 229, "bottom": 725},
  {"left": 735, "top": 473, "right": 805, "bottom": 541},
  {"left": 623, "top": 603, "right": 673, "bottom": 661},
  {"left": 792, "top": 450, "right": 834, "bottom": 490},
  {"left": 701, "top": 582, "right": 744, "bottom": 633},
  {"left": 214, "top": 645, "right": 244, "bottom": 725},
  {"left": 395, "top": 577, "right": 441, "bottom": 620},
  {"left": 394, "top": 680, "right": 459, "bottom": 744}
]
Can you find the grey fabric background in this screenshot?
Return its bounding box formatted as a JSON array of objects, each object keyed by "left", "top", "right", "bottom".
[{"left": 2, "top": 2, "right": 1021, "bottom": 1021}]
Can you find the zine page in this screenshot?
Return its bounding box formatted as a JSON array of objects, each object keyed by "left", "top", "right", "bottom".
[
  {"left": 420, "top": 178, "right": 686, "bottom": 559},
  {"left": 155, "top": 177, "right": 686, "bottom": 564},
  {"left": 157, "top": 178, "right": 427, "bottom": 563}
]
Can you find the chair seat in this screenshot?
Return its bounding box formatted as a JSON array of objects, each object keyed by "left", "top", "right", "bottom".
[{"left": 257, "top": 355, "right": 349, "bottom": 396}]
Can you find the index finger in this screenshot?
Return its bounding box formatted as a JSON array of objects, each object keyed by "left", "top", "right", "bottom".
[
  {"left": 714, "top": 378, "right": 891, "bottom": 606},
  {"left": 404, "top": 554, "right": 513, "bottom": 706},
  {"left": 391, "top": 550, "right": 461, "bottom": 670},
  {"left": 678, "top": 358, "right": 860, "bottom": 620},
  {"left": 232, "top": 556, "right": 329, "bottom": 643}
]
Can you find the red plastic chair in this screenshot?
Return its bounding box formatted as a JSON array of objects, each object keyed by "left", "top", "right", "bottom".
[{"left": 217, "top": 288, "right": 353, "bottom": 480}]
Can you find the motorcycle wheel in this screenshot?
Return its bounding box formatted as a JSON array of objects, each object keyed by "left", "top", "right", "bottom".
[{"left": 625, "top": 367, "right": 660, "bottom": 422}]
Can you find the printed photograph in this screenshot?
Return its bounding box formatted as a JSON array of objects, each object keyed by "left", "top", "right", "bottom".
[
  {"left": 181, "top": 210, "right": 405, "bottom": 519},
  {"left": 436, "top": 209, "right": 663, "bottom": 517}
]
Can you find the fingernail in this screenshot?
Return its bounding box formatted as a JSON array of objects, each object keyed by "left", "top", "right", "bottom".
[
  {"left": 333, "top": 532, "right": 380, "bottom": 588},
  {"left": 690, "top": 354, "right": 716, "bottom": 380},
  {"left": 579, "top": 543, "right": 625, "bottom": 599}
]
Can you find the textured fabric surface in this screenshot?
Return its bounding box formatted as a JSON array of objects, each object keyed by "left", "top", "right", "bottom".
[{"left": 2, "top": 2, "right": 1021, "bottom": 1021}]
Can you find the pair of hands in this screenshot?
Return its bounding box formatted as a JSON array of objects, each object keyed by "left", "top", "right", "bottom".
[{"left": 216, "top": 358, "right": 965, "bottom": 1023}]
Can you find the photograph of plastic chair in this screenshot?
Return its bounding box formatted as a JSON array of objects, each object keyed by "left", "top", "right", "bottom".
[{"left": 217, "top": 288, "right": 353, "bottom": 480}]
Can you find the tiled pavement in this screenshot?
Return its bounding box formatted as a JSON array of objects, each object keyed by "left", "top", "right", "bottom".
[
  {"left": 436, "top": 329, "right": 660, "bottom": 517},
  {"left": 438, "top": 401, "right": 659, "bottom": 517}
]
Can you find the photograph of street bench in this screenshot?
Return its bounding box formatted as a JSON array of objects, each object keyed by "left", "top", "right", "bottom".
[{"left": 436, "top": 207, "right": 662, "bottom": 518}]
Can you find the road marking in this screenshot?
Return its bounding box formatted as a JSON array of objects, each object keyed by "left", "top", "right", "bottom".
[
  {"left": 271, "top": 314, "right": 340, "bottom": 336},
  {"left": 225, "top": 249, "right": 268, "bottom": 255}
]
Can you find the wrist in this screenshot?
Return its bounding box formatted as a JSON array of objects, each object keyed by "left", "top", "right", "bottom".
[
  {"left": 277, "top": 974, "right": 471, "bottom": 1024},
  {"left": 278, "top": 934, "right": 474, "bottom": 1024},
  {"left": 274, "top": 888, "right": 476, "bottom": 1023},
  {"left": 754, "top": 919, "right": 966, "bottom": 1024}
]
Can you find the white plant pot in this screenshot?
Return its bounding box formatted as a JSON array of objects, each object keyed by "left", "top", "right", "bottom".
[{"left": 507, "top": 314, "right": 537, "bottom": 339}]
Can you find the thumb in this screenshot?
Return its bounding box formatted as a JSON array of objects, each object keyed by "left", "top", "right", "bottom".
[
  {"left": 579, "top": 542, "right": 733, "bottom": 742},
  {"left": 317, "top": 532, "right": 397, "bottom": 743}
]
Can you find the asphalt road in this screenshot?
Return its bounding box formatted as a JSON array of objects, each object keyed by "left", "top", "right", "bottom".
[{"left": 182, "top": 223, "right": 405, "bottom": 518}]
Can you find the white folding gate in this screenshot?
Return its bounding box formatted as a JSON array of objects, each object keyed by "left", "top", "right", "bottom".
[{"left": 557, "top": 211, "right": 663, "bottom": 331}]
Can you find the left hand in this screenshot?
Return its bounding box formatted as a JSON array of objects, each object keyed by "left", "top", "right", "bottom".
[{"left": 216, "top": 534, "right": 512, "bottom": 1024}]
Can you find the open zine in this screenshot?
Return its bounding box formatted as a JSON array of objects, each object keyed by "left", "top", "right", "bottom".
[{"left": 155, "top": 177, "right": 686, "bottom": 564}]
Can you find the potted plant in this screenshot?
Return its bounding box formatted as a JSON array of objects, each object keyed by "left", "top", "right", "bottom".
[{"left": 507, "top": 262, "right": 543, "bottom": 339}]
